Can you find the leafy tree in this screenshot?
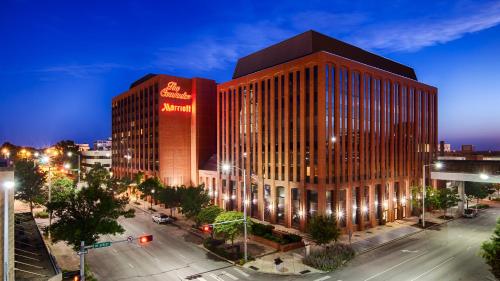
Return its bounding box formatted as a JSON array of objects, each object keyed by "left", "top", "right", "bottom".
[
  {"left": 178, "top": 185, "right": 211, "bottom": 219},
  {"left": 432, "top": 187, "right": 461, "bottom": 218},
  {"left": 465, "top": 182, "right": 491, "bottom": 208},
  {"left": 308, "top": 215, "right": 340, "bottom": 246},
  {"left": 107, "top": 177, "right": 130, "bottom": 195},
  {"left": 14, "top": 160, "right": 47, "bottom": 213},
  {"left": 138, "top": 177, "right": 163, "bottom": 208},
  {"left": 493, "top": 184, "right": 500, "bottom": 197},
  {"left": 51, "top": 174, "right": 75, "bottom": 201},
  {"left": 156, "top": 187, "right": 181, "bottom": 216},
  {"left": 86, "top": 163, "right": 111, "bottom": 188},
  {"left": 196, "top": 205, "right": 224, "bottom": 226},
  {"left": 214, "top": 211, "right": 250, "bottom": 248},
  {"left": 47, "top": 184, "right": 135, "bottom": 251},
  {"left": 481, "top": 218, "right": 500, "bottom": 278}
]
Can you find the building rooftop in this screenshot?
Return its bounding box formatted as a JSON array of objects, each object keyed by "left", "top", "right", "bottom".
[{"left": 232, "top": 30, "right": 417, "bottom": 80}]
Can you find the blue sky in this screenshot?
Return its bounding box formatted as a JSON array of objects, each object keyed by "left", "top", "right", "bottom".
[{"left": 1, "top": 0, "right": 499, "bottom": 150}]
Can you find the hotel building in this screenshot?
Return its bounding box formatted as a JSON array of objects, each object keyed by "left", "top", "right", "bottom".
[
  {"left": 112, "top": 74, "right": 217, "bottom": 186},
  {"left": 216, "top": 31, "right": 438, "bottom": 231}
]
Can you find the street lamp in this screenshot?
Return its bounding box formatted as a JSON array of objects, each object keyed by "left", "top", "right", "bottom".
[
  {"left": 422, "top": 161, "right": 443, "bottom": 228},
  {"left": 3, "top": 180, "right": 14, "bottom": 281},
  {"left": 221, "top": 162, "right": 248, "bottom": 262},
  {"left": 151, "top": 189, "right": 155, "bottom": 209},
  {"left": 480, "top": 173, "right": 489, "bottom": 180}
]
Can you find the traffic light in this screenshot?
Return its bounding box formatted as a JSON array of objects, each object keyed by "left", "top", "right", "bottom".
[
  {"left": 139, "top": 234, "right": 153, "bottom": 244},
  {"left": 202, "top": 225, "right": 212, "bottom": 233}
]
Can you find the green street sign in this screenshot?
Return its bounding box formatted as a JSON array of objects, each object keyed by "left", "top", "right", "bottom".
[{"left": 93, "top": 241, "right": 112, "bottom": 249}]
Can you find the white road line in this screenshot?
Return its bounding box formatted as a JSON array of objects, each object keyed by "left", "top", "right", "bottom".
[
  {"left": 221, "top": 271, "right": 238, "bottom": 280},
  {"left": 127, "top": 263, "right": 134, "bottom": 268},
  {"left": 112, "top": 249, "right": 118, "bottom": 254},
  {"left": 314, "top": 276, "right": 331, "bottom": 281},
  {"left": 233, "top": 268, "right": 250, "bottom": 277},
  {"left": 409, "top": 256, "right": 456, "bottom": 281},
  {"left": 196, "top": 278, "right": 207, "bottom": 281},
  {"left": 363, "top": 251, "right": 427, "bottom": 281},
  {"left": 208, "top": 273, "right": 224, "bottom": 281}
]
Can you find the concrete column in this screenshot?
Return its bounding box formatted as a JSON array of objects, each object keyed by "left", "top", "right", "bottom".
[{"left": 456, "top": 181, "right": 465, "bottom": 217}]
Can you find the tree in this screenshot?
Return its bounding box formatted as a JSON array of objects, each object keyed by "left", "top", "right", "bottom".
[
  {"left": 481, "top": 218, "right": 500, "bottom": 278},
  {"left": 308, "top": 215, "right": 340, "bottom": 246},
  {"left": 465, "top": 182, "right": 490, "bottom": 208},
  {"left": 107, "top": 177, "right": 130, "bottom": 195},
  {"left": 138, "top": 177, "right": 163, "bottom": 208},
  {"left": 178, "top": 185, "right": 211, "bottom": 219},
  {"left": 14, "top": 160, "right": 47, "bottom": 213},
  {"left": 47, "top": 180, "right": 135, "bottom": 251},
  {"left": 196, "top": 205, "right": 223, "bottom": 226},
  {"left": 432, "top": 187, "right": 461, "bottom": 218},
  {"left": 51, "top": 174, "right": 75, "bottom": 201},
  {"left": 214, "top": 211, "right": 250, "bottom": 248},
  {"left": 493, "top": 184, "right": 500, "bottom": 197},
  {"left": 86, "top": 163, "right": 111, "bottom": 188},
  {"left": 156, "top": 187, "right": 181, "bottom": 216}
]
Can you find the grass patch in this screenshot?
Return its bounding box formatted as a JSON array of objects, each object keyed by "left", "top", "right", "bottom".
[
  {"left": 34, "top": 211, "right": 49, "bottom": 219},
  {"left": 303, "top": 243, "right": 355, "bottom": 271},
  {"left": 476, "top": 204, "right": 490, "bottom": 209}
]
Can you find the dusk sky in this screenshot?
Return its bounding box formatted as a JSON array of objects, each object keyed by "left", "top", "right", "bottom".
[{"left": 1, "top": 0, "right": 499, "bottom": 150}]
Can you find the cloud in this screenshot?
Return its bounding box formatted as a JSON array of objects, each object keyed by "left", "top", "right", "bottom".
[
  {"left": 36, "top": 63, "right": 135, "bottom": 78},
  {"left": 349, "top": 2, "right": 500, "bottom": 52},
  {"left": 152, "top": 1, "right": 500, "bottom": 73}
]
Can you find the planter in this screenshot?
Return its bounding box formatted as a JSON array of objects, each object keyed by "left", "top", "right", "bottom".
[{"left": 249, "top": 234, "right": 305, "bottom": 252}]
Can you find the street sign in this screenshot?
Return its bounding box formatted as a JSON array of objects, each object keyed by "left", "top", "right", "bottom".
[{"left": 92, "top": 241, "right": 112, "bottom": 249}]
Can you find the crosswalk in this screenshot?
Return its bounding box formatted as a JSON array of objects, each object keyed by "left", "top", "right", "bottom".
[{"left": 185, "top": 267, "right": 251, "bottom": 281}]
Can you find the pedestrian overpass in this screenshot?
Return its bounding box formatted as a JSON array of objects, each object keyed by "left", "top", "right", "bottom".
[{"left": 431, "top": 159, "right": 500, "bottom": 215}]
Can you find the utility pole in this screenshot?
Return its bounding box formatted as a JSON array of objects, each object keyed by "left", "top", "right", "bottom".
[{"left": 79, "top": 241, "right": 85, "bottom": 281}]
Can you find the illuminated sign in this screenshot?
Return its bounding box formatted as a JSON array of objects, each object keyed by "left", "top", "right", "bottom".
[
  {"left": 160, "top": 81, "right": 191, "bottom": 100},
  {"left": 161, "top": 103, "right": 191, "bottom": 113}
]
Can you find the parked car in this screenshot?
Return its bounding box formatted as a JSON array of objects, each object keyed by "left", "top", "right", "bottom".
[
  {"left": 152, "top": 213, "right": 173, "bottom": 224},
  {"left": 463, "top": 208, "right": 478, "bottom": 218}
]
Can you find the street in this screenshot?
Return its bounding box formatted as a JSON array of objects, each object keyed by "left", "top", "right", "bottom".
[{"left": 87, "top": 206, "right": 498, "bottom": 281}]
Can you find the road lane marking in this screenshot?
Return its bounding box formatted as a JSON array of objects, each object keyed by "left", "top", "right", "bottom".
[
  {"left": 409, "top": 256, "right": 456, "bottom": 281},
  {"left": 112, "top": 249, "right": 118, "bottom": 254},
  {"left": 127, "top": 263, "right": 134, "bottom": 268},
  {"left": 363, "top": 251, "right": 428, "bottom": 281},
  {"left": 233, "top": 268, "right": 250, "bottom": 277},
  {"left": 221, "top": 271, "right": 238, "bottom": 280},
  {"left": 209, "top": 273, "right": 224, "bottom": 281},
  {"left": 314, "top": 276, "right": 331, "bottom": 281},
  {"left": 196, "top": 278, "right": 207, "bottom": 281},
  {"left": 401, "top": 249, "right": 419, "bottom": 253}
]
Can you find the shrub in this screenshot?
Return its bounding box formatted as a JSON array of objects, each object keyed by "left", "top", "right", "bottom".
[
  {"left": 35, "top": 211, "right": 49, "bottom": 218},
  {"left": 282, "top": 233, "right": 302, "bottom": 244},
  {"left": 303, "top": 243, "right": 355, "bottom": 271},
  {"left": 250, "top": 222, "right": 275, "bottom": 236},
  {"left": 476, "top": 204, "right": 490, "bottom": 209},
  {"left": 308, "top": 215, "right": 340, "bottom": 245}
]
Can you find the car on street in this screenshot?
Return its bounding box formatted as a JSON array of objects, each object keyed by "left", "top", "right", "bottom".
[
  {"left": 152, "top": 213, "right": 173, "bottom": 224},
  {"left": 463, "top": 208, "right": 478, "bottom": 218}
]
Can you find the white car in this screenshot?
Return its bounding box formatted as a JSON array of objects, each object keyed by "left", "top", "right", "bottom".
[{"left": 152, "top": 213, "right": 173, "bottom": 224}]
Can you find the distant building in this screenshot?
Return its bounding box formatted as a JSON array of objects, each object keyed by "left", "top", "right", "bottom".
[
  {"left": 439, "top": 141, "right": 451, "bottom": 153},
  {"left": 461, "top": 144, "right": 474, "bottom": 154},
  {"left": 76, "top": 143, "right": 90, "bottom": 152},
  {"left": 81, "top": 150, "right": 112, "bottom": 176},
  {"left": 94, "top": 138, "right": 112, "bottom": 151}
]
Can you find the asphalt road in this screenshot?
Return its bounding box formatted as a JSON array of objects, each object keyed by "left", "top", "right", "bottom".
[{"left": 87, "top": 206, "right": 498, "bottom": 281}]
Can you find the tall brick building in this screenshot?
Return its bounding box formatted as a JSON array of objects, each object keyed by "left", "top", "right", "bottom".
[
  {"left": 112, "top": 74, "right": 217, "bottom": 186},
  {"left": 216, "top": 31, "right": 437, "bottom": 231}
]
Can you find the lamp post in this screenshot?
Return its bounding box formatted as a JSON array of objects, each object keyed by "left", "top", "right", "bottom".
[
  {"left": 422, "top": 162, "right": 442, "bottom": 228},
  {"left": 67, "top": 152, "right": 81, "bottom": 185},
  {"left": 3, "top": 181, "right": 14, "bottom": 281},
  {"left": 221, "top": 163, "right": 248, "bottom": 262},
  {"left": 41, "top": 155, "right": 53, "bottom": 239}
]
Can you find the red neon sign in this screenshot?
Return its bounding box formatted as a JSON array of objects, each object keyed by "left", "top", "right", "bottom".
[
  {"left": 160, "top": 81, "right": 191, "bottom": 100},
  {"left": 161, "top": 103, "right": 191, "bottom": 113}
]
